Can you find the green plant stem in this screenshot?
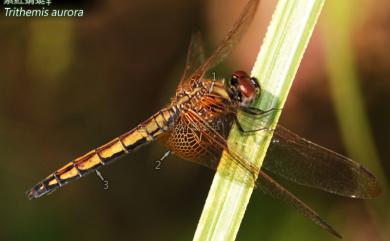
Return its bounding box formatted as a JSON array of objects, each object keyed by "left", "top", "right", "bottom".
[{"left": 193, "top": 0, "right": 325, "bottom": 240}]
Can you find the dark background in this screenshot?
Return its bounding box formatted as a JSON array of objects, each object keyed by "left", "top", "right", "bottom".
[{"left": 0, "top": 0, "right": 389, "bottom": 240}]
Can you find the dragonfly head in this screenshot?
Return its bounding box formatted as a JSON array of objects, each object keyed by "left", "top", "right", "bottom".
[{"left": 229, "top": 70, "right": 260, "bottom": 107}]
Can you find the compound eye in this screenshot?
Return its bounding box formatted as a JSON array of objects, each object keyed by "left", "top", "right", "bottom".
[
  {"left": 238, "top": 78, "right": 257, "bottom": 98},
  {"left": 232, "top": 70, "right": 250, "bottom": 79},
  {"left": 231, "top": 70, "right": 250, "bottom": 87}
]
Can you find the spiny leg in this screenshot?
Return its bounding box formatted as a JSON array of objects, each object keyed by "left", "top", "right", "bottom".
[
  {"left": 240, "top": 106, "right": 281, "bottom": 116},
  {"left": 234, "top": 116, "right": 275, "bottom": 134},
  {"left": 234, "top": 106, "right": 282, "bottom": 134}
]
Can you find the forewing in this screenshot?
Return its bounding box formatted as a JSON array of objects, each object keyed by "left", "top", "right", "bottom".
[
  {"left": 184, "top": 109, "right": 259, "bottom": 182},
  {"left": 188, "top": 0, "right": 260, "bottom": 84},
  {"left": 263, "top": 125, "right": 381, "bottom": 199},
  {"left": 177, "top": 32, "right": 206, "bottom": 91},
  {"left": 180, "top": 110, "right": 341, "bottom": 238}
]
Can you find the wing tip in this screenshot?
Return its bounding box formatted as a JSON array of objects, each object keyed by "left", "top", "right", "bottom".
[
  {"left": 258, "top": 173, "right": 344, "bottom": 239},
  {"left": 370, "top": 179, "right": 382, "bottom": 198},
  {"left": 351, "top": 165, "right": 382, "bottom": 199},
  {"left": 323, "top": 222, "right": 343, "bottom": 239},
  {"left": 365, "top": 179, "right": 382, "bottom": 199},
  {"left": 361, "top": 167, "right": 382, "bottom": 199}
]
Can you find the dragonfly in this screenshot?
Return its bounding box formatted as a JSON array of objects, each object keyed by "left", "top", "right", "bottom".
[{"left": 27, "top": 0, "right": 380, "bottom": 238}]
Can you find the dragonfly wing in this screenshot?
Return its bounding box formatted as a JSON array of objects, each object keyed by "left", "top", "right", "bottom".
[
  {"left": 258, "top": 172, "right": 342, "bottom": 239},
  {"left": 184, "top": 109, "right": 260, "bottom": 181},
  {"left": 263, "top": 125, "right": 381, "bottom": 199},
  {"left": 177, "top": 32, "right": 206, "bottom": 91},
  {"left": 188, "top": 0, "right": 260, "bottom": 84},
  {"left": 180, "top": 110, "right": 341, "bottom": 238}
]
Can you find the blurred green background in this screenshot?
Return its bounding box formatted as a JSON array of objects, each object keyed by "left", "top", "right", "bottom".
[{"left": 0, "top": 0, "right": 389, "bottom": 240}]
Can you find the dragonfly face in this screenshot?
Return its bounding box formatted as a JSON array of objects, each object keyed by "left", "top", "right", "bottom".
[{"left": 27, "top": 0, "right": 380, "bottom": 238}]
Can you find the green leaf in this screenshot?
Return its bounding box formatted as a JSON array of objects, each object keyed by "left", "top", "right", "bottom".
[{"left": 193, "top": 0, "right": 326, "bottom": 240}]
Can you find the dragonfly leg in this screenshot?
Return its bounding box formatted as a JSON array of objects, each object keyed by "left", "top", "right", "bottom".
[
  {"left": 235, "top": 107, "right": 280, "bottom": 133},
  {"left": 240, "top": 106, "right": 282, "bottom": 116},
  {"left": 234, "top": 117, "right": 275, "bottom": 134}
]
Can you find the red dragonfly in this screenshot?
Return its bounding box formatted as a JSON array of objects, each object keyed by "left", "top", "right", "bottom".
[{"left": 27, "top": 0, "right": 380, "bottom": 238}]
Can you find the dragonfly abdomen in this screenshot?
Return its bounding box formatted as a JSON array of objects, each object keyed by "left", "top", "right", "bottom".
[{"left": 27, "top": 107, "right": 178, "bottom": 200}]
